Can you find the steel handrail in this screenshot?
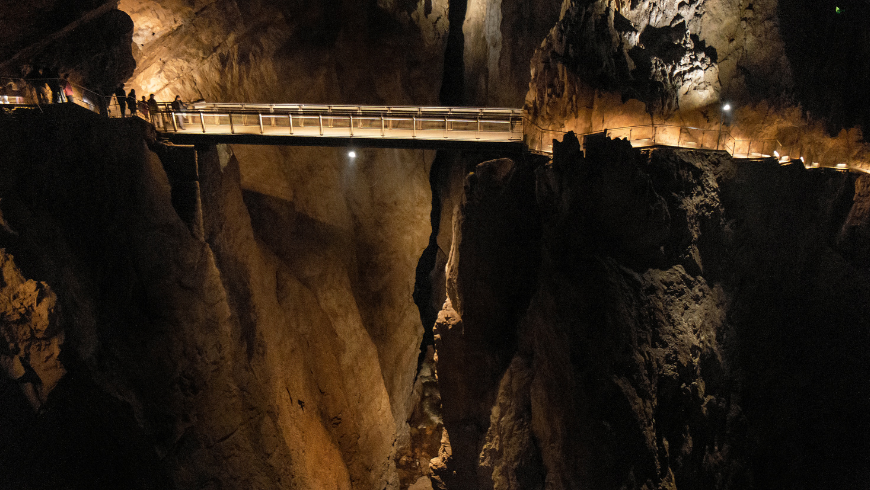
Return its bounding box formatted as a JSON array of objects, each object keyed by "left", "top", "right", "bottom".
[{"left": 2, "top": 78, "right": 860, "bottom": 171}]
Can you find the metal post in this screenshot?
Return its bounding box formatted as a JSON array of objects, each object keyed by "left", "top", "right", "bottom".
[
  {"left": 171, "top": 112, "right": 178, "bottom": 131},
  {"left": 350, "top": 114, "right": 354, "bottom": 137},
  {"left": 229, "top": 113, "right": 234, "bottom": 134},
  {"left": 445, "top": 116, "right": 448, "bottom": 138},
  {"left": 319, "top": 114, "right": 323, "bottom": 136},
  {"left": 413, "top": 115, "right": 417, "bottom": 138},
  {"left": 476, "top": 117, "right": 480, "bottom": 139},
  {"left": 200, "top": 112, "right": 206, "bottom": 133},
  {"left": 381, "top": 115, "right": 385, "bottom": 136},
  {"left": 289, "top": 114, "right": 293, "bottom": 134},
  {"left": 259, "top": 113, "right": 264, "bottom": 134}
]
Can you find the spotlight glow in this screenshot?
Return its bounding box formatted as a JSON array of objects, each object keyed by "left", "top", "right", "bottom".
[
  {"left": 722, "top": 103, "right": 732, "bottom": 111},
  {"left": 348, "top": 151, "right": 357, "bottom": 158}
]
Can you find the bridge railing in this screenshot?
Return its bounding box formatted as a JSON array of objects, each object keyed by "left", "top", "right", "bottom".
[
  {"left": 526, "top": 120, "right": 787, "bottom": 161},
  {"left": 152, "top": 103, "right": 525, "bottom": 142},
  {"left": 0, "top": 76, "right": 136, "bottom": 117}
]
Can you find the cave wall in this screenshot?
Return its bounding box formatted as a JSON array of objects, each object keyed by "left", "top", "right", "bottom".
[
  {"left": 0, "top": 106, "right": 360, "bottom": 488},
  {"left": 431, "top": 135, "right": 870, "bottom": 489},
  {"left": 2, "top": 0, "right": 870, "bottom": 488},
  {"left": 524, "top": 0, "right": 870, "bottom": 171}
]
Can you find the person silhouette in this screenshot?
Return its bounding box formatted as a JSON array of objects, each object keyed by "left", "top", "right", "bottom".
[{"left": 114, "top": 86, "right": 127, "bottom": 117}]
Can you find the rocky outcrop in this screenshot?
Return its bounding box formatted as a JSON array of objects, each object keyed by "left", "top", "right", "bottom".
[
  {"left": 0, "top": 103, "right": 429, "bottom": 488},
  {"left": 3, "top": 1, "right": 870, "bottom": 489},
  {"left": 430, "top": 134, "right": 870, "bottom": 488},
  {"left": 461, "top": 0, "right": 562, "bottom": 106},
  {"left": 0, "top": 4, "right": 136, "bottom": 97},
  {"left": 525, "top": 0, "right": 870, "bottom": 171}
]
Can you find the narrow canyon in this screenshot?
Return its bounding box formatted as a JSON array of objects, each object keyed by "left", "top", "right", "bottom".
[{"left": 0, "top": 1, "right": 867, "bottom": 489}]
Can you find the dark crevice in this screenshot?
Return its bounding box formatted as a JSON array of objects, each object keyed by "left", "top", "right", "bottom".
[
  {"left": 438, "top": 0, "right": 468, "bottom": 106},
  {"left": 413, "top": 0, "right": 469, "bottom": 376}
]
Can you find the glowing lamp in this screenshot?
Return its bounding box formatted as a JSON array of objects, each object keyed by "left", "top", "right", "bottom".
[
  {"left": 722, "top": 103, "right": 732, "bottom": 111},
  {"left": 348, "top": 151, "right": 357, "bottom": 158}
]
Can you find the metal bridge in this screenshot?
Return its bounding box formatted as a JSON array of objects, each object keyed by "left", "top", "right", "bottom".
[
  {"left": 152, "top": 102, "right": 525, "bottom": 151},
  {"left": 1, "top": 76, "right": 866, "bottom": 172},
  {"left": 149, "top": 102, "right": 792, "bottom": 160}
]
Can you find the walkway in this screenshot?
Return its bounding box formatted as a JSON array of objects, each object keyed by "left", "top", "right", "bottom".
[
  {"left": 1, "top": 77, "right": 865, "bottom": 172},
  {"left": 152, "top": 103, "right": 525, "bottom": 151}
]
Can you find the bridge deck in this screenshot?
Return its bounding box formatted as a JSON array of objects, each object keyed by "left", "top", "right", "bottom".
[
  {"left": 154, "top": 102, "right": 524, "bottom": 150},
  {"left": 2, "top": 91, "right": 867, "bottom": 172}
]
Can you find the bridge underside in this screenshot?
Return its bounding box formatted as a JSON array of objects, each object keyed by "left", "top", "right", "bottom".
[{"left": 158, "top": 131, "right": 526, "bottom": 152}]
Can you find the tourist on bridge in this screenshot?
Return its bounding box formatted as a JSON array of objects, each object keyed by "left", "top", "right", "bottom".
[
  {"left": 45, "top": 67, "right": 62, "bottom": 103},
  {"left": 114, "top": 86, "right": 127, "bottom": 117},
  {"left": 147, "top": 94, "right": 161, "bottom": 128},
  {"left": 62, "top": 75, "right": 74, "bottom": 104},
  {"left": 26, "top": 67, "right": 50, "bottom": 105},
  {"left": 127, "top": 89, "right": 138, "bottom": 117},
  {"left": 171, "top": 95, "right": 186, "bottom": 129},
  {"left": 138, "top": 95, "right": 149, "bottom": 121}
]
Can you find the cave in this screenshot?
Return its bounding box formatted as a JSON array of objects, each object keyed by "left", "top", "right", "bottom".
[{"left": 0, "top": 1, "right": 868, "bottom": 489}]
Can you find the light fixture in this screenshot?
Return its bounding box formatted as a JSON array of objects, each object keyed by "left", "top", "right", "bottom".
[
  {"left": 773, "top": 150, "right": 780, "bottom": 158},
  {"left": 348, "top": 150, "right": 357, "bottom": 158},
  {"left": 722, "top": 103, "right": 732, "bottom": 111},
  {"left": 800, "top": 156, "right": 805, "bottom": 163}
]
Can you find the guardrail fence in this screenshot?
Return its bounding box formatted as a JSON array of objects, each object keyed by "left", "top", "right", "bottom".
[
  {"left": 525, "top": 120, "right": 789, "bottom": 162},
  {"left": 2, "top": 78, "right": 862, "bottom": 171},
  {"left": 151, "top": 103, "right": 525, "bottom": 143}
]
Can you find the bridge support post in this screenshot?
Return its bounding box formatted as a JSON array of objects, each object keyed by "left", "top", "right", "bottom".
[
  {"left": 289, "top": 114, "right": 293, "bottom": 135},
  {"left": 476, "top": 116, "right": 480, "bottom": 139},
  {"left": 319, "top": 114, "right": 323, "bottom": 136},
  {"left": 171, "top": 112, "right": 178, "bottom": 132},
  {"left": 413, "top": 115, "right": 417, "bottom": 138},
  {"left": 445, "top": 116, "right": 448, "bottom": 138},
  {"left": 381, "top": 115, "right": 385, "bottom": 136},
  {"left": 229, "top": 114, "right": 234, "bottom": 134},
  {"left": 200, "top": 112, "right": 206, "bottom": 133},
  {"left": 258, "top": 113, "right": 264, "bottom": 134},
  {"left": 350, "top": 114, "right": 354, "bottom": 137}
]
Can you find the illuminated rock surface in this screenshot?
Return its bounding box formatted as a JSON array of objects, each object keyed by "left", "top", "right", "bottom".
[{"left": 0, "top": 0, "right": 868, "bottom": 489}]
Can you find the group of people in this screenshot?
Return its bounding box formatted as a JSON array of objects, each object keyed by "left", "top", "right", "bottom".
[
  {"left": 111, "top": 88, "right": 187, "bottom": 129},
  {"left": 1, "top": 67, "right": 77, "bottom": 106},
  {"left": 4, "top": 66, "right": 188, "bottom": 131}
]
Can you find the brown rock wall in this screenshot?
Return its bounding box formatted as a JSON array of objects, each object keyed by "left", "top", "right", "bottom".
[
  {"left": 0, "top": 105, "right": 421, "bottom": 488},
  {"left": 431, "top": 135, "right": 869, "bottom": 488}
]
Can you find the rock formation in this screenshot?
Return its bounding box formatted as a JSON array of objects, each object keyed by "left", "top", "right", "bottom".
[
  {"left": 0, "top": 0, "right": 868, "bottom": 489},
  {"left": 430, "top": 132, "right": 869, "bottom": 488}
]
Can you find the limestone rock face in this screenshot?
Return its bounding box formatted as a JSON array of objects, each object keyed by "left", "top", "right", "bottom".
[
  {"left": 0, "top": 249, "right": 65, "bottom": 403},
  {"left": 431, "top": 156, "right": 541, "bottom": 487},
  {"left": 838, "top": 175, "right": 870, "bottom": 265},
  {"left": 0, "top": 4, "right": 136, "bottom": 95},
  {"left": 461, "top": 0, "right": 562, "bottom": 106},
  {"left": 431, "top": 135, "right": 870, "bottom": 488},
  {"left": 0, "top": 104, "right": 426, "bottom": 488},
  {"left": 524, "top": 0, "right": 870, "bottom": 171}
]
